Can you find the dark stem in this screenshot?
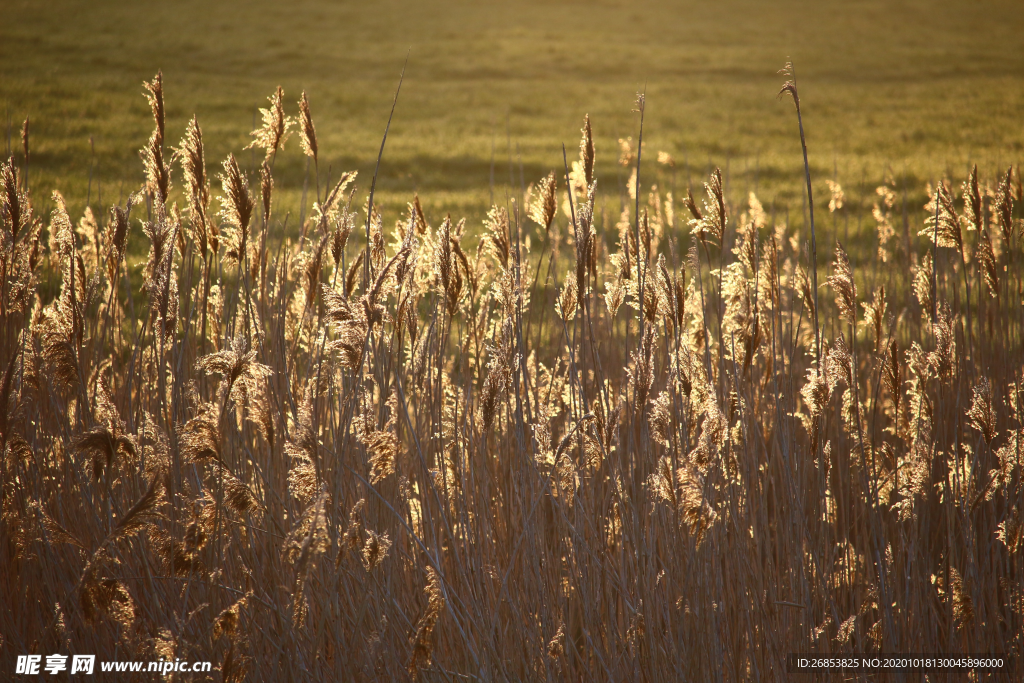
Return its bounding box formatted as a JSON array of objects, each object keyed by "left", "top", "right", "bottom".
[
  {"left": 364, "top": 53, "right": 408, "bottom": 290},
  {"left": 785, "top": 72, "right": 821, "bottom": 358}
]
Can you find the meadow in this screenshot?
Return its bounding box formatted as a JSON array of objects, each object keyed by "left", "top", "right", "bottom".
[
  {"left": 3, "top": 0, "right": 1024, "bottom": 237},
  {"left": 2, "top": 1, "right": 1024, "bottom": 681}
]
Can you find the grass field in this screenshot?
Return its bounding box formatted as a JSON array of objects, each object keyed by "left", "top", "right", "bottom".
[
  {"left": 3, "top": 0, "right": 1024, "bottom": 236},
  {"left": 2, "top": 2, "right": 1024, "bottom": 681}
]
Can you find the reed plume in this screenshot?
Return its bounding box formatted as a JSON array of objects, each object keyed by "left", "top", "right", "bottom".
[
  {"left": 297, "top": 91, "right": 318, "bottom": 164},
  {"left": 247, "top": 85, "right": 293, "bottom": 161},
  {"left": 219, "top": 154, "right": 254, "bottom": 265}
]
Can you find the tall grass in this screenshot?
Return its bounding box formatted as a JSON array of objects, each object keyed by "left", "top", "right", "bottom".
[{"left": 1, "top": 73, "right": 1022, "bottom": 681}]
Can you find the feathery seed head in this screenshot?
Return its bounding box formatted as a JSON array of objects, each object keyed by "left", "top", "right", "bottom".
[
  {"left": 484, "top": 205, "right": 510, "bottom": 267},
  {"left": 247, "top": 85, "right": 293, "bottom": 161},
  {"left": 994, "top": 166, "right": 1015, "bottom": 246},
  {"left": 920, "top": 180, "right": 962, "bottom": 251},
  {"left": 978, "top": 228, "right": 998, "bottom": 298},
  {"left": 689, "top": 169, "right": 725, "bottom": 247},
  {"left": 20, "top": 118, "right": 29, "bottom": 166},
  {"left": 801, "top": 363, "right": 830, "bottom": 421},
  {"left": 928, "top": 304, "right": 956, "bottom": 382},
  {"left": 967, "top": 377, "right": 996, "bottom": 444},
  {"left": 557, "top": 277, "right": 578, "bottom": 323},
  {"left": 219, "top": 154, "right": 254, "bottom": 264},
  {"left": 828, "top": 241, "right": 857, "bottom": 323},
  {"left": 173, "top": 117, "right": 211, "bottom": 256},
  {"left": 962, "top": 165, "right": 981, "bottom": 233},
  {"left": 141, "top": 129, "right": 170, "bottom": 204},
  {"left": 580, "top": 114, "right": 595, "bottom": 186},
  {"left": 179, "top": 402, "right": 221, "bottom": 463},
  {"left": 860, "top": 285, "right": 887, "bottom": 351},
  {"left": 297, "top": 91, "right": 318, "bottom": 163},
  {"left": 2, "top": 162, "right": 27, "bottom": 243},
  {"left": 361, "top": 530, "right": 391, "bottom": 571},
  {"left": 143, "top": 72, "right": 164, "bottom": 146},
  {"left": 409, "top": 566, "right": 446, "bottom": 675},
  {"left": 777, "top": 61, "right": 799, "bottom": 107},
  {"left": 529, "top": 172, "right": 557, "bottom": 232}
]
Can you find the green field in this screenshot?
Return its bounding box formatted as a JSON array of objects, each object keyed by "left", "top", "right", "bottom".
[{"left": 3, "top": 0, "right": 1024, "bottom": 235}]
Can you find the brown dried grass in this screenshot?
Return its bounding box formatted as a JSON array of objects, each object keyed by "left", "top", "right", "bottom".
[{"left": 0, "top": 73, "right": 1022, "bottom": 682}]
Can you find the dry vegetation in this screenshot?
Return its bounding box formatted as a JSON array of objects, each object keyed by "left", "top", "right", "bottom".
[{"left": 1, "top": 72, "right": 1023, "bottom": 681}]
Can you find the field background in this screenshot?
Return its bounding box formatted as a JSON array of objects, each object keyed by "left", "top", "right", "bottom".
[{"left": 3, "top": 0, "right": 1024, "bottom": 244}]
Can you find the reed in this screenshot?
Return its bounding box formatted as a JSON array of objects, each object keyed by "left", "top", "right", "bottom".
[{"left": 1, "top": 71, "right": 1022, "bottom": 682}]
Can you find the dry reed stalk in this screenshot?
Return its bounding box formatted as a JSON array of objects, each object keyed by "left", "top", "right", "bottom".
[{"left": 779, "top": 62, "right": 821, "bottom": 358}]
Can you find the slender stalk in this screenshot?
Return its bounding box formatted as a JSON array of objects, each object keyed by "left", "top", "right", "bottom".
[
  {"left": 634, "top": 91, "right": 647, "bottom": 350},
  {"left": 363, "top": 54, "right": 407, "bottom": 290},
  {"left": 780, "top": 64, "right": 821, "bottom": 358}
]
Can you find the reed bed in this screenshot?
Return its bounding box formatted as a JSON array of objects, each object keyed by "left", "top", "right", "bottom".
[{"left": 1, "top": 72, "right": 1022, "bottom": 682}]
